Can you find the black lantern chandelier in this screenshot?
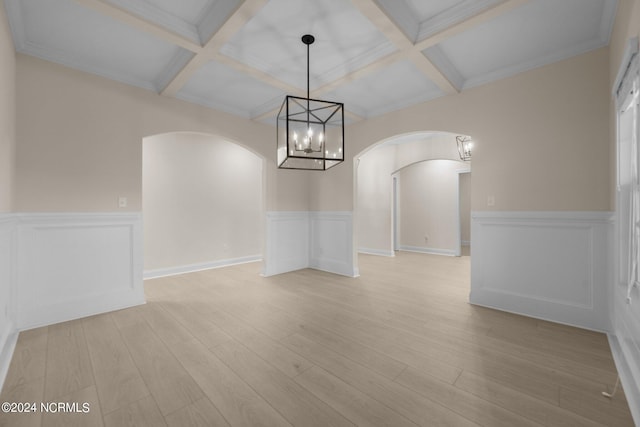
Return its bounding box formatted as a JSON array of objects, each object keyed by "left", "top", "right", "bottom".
[
  {"left": 456, "top": 135, "right": 473, "bottom": 161},
  {"left": 277, "top": 35, "right": 344, "bottom": 170}
]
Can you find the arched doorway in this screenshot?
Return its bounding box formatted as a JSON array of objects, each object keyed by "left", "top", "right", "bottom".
[
  {"left": 142, "top": 132, "right": 266, "bottom": 278},
  {"left": 354, "top": 131, "right": 472, "bottom": 262}
]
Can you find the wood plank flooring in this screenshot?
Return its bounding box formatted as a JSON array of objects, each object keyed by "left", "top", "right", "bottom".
[{"left": 0, "top": 252, "right": 635, "bottom": 426}]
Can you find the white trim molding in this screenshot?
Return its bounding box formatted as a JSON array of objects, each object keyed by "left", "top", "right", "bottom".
[
  {"left": 470, "top": 211, "right": 613, "bottom": 332},
  {"left": 144, "top": 255, "right": 261, "bottom": 280},
  {"left": 398, "top": 245, "right": 456, "bottom": 256},
  {"left": 359, "top": 247, "right": 395, "bottom": 257},
  {"left": 15, "top": 212, "right": 145, "bottom": 330}
]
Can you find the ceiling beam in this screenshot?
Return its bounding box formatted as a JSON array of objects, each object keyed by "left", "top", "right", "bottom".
[
  {"left": 350, "top": 0, "right": 457, "bottom": 94},
  {"left": 74, "top": 0, "right": 202, "bottom": 53},
  {"left": 350, "top": 0, "right": 413, "bottom": 50},
  {"left": 214, "top": 54, "right": 299, "bottom": 94},
  {"left": 314, "top": 50, "right": 405, "bottom": 95},
  {"left": 161, "top": 0, "right": 268, "bottom": 97},
  {"left": 414, "top": 0, "right": 531, "bottom": 51}
]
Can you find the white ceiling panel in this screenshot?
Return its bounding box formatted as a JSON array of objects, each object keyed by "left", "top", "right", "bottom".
[
  {"left": 176, "top": 60, "right": 284, "bottom": 118},
  {"left": 102, "top": 0, "right": 242, "bottom": 45},
  {"left": 375, "top": 0, "right": 501, "bottom": 42},
  {"left": 5, "top": 0, "right": 193, "bottom": 92},
  {"left": 324, "top": 60, "right": 445, "bottom": 118},
  {"left": 432, "top": 0, "right": 617, "bottom": 88},
  {"left": 2, "top": 0, "right": 619, "bottom": 123},
  {"left": 220, "top": 0, "right": 396, "bottom": 91}
]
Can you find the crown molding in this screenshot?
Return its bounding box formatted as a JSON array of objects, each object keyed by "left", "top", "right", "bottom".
[
  {"left": 416, "top": 0, "right": 501, "bottom": 42},
  {"left": 104, "top": 0, "right": 200, "bottom": 44}
]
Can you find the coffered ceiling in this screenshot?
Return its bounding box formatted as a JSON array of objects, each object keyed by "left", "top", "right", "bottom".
[{"left": 3, "top": 0, "right": 617, "bottom": 124}]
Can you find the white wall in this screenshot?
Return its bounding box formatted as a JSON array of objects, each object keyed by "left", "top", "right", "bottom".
[
  {"left": 459, "top": 172, "right": 471, "bottom": 245},
  {"left": 356, "top": 144, "right": 396, "bottom": 256},
  {"left": 398, "top": 160, "right": 468, "bottom": 255},
  {"left": 143, "top": 132, "right": 263, "bottom": 277}
]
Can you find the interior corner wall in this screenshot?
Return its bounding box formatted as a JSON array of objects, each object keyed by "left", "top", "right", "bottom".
[
  {"left": 0, "top": 3, "right": 17, "bottom": 390},
  {"left": 143, "top": 132, "right": 263, "bottom": 277}
]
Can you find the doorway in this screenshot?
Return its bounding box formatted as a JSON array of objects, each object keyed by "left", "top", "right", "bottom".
[
  {"left": 390, "top": 159, "right": 470, "bottom": 257},
  {"left": 142, "top": 132, "right": 265, "bottom": 278},
  {"left": 355, "top": 131, "right": 473, "bottom": 259}
]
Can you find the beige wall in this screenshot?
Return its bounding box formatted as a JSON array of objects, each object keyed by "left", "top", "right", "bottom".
[
  {"left": 0, "top": 5, "right": 15, "bottom": 212},
  {"left": 398, "top": 160, "right": 465, "bottom": 252},
  {"left": 356, "top": 143, "right": 396, "bottom": 252},
  {"left": 14, "top": 37, "right": 611, "bottom": 216},
  {"left": 143, "top": 132, "right": 263, "bottom": 271},
  {"left": 459, "top": 172, "right": 471, "bottom": 243},
  {"left": 313, "top": 47, "right": 610, "bottom": 212},
  {"left": 14, "top": 54, "right": 310, "bottom": 213}
]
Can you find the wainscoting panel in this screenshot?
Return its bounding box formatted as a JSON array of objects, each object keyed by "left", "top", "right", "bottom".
[
  {"left": 0, "top": 215, "right": 17, "bottom": 391},
  {"left": 15, "top": 213, "right": 144, "bottom": 330},
  {"left": 470, "top": 211, "right": 612, "bottom": 331},
  {"left": 310, "top": 212, "right": 357, "bottom": 277},
  {"left": 263, "top": 211, "right": 309, "bottom": 277}
]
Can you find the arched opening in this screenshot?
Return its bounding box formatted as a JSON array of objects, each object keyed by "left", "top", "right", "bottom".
[
  {"left": 353, "top": 131, "right": 472, "bottom": 272},
  {"left": 142, "top": 131, "right": 266, "bottom": 278}
]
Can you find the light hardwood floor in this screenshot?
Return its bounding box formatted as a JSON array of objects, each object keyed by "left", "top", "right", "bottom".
[{"left": 0, "top": 252, "right": 635, "bottom": 427}]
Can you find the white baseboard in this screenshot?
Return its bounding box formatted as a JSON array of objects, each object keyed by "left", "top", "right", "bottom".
[
  {"left": 398, "top": 245, "right": 456, "bottom": 256},
  {"left": 470, "top": 211, "right": 612, "bottom": 331},
  {"left": 358, "top": 247, "right": 395, "bottom": 257},
  {"left": 144, "top": 255, "right": 262, "bottom": 279}
]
